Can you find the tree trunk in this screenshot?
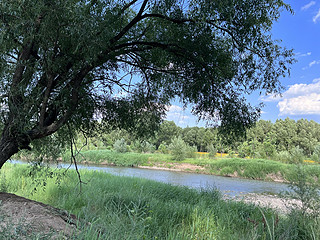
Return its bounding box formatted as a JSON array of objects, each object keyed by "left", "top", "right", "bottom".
[{"left": 0, "top": 137, "right": 20, "bottom": 169}]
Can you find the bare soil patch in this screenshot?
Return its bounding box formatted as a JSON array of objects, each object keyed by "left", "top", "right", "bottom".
[
  {"left": 0, "top": 192, "right": 78, "bottom": 238},
  {"left": 265, "top": 172, "right": 285, "bottom": 182},
  {"left": 139, "top": 162, "right": 205, "bottom": 172},
  {"left": 225, "top": 193, "right": 302, "bottom": 214}
]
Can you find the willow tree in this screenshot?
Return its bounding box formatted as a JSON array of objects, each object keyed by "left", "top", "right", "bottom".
[{"left": 0, "top": 0, "right": 293, "bottom": 168}]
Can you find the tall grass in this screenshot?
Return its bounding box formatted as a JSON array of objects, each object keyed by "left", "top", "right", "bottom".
[
  {"left": 0, "top": 163, "right": 276, "bottom": 239},
  {"left": 204, "top": 158, "right": 320, "bottom": 183},
  {"left": 1, "top": 163, "right": 320, "bottom": 239},
  {"left": 62, "top": 150, "right": 150, "bottom": 166}
]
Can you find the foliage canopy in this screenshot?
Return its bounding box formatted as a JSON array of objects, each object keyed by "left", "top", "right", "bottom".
[{"left": 0, "top": 0, "right": 294, "bottom": 167}]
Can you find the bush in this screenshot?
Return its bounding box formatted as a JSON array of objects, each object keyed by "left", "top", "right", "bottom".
[
  {"left": 169, "top": 137, "right": 187, "bottom": 161},
  {"left": 280, "top": 165, "right": 320, "bottom": 239},
  {"left": 186, "top": 145, "right": 197, "bottom": 158},
  {"left": 311, "top": 144, "right": 320, "bottom": 163},
  {"left": 311, "top": 153, "right": 319, "bottom": 163},
  {"left": 238, "top": 142, "right": 253, "bottom": 158},
  {"left": 113, "top": 139, "right": 128, "bottom": 153},
  {"left": 207, "top": 144, "right": 217, "bottom": 158},
  {"left": 140, "top": 141, "right": 155, "bottom": 153},
  {"left": 259, "top": 141, "right": 276, "bottom": 159},
  {"left": 158, "top": 143, "right": 168, "bottom": 154},
  {"left": 289, "top": 146, "right": 304, "bottom": 164},
  {"left": 275, "top": 151, "right": 291, "bottom": 163}
]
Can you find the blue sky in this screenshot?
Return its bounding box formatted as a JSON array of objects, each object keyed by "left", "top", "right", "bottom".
[{"left": 166, "top": 1, "right": 320, "bottom": 127}]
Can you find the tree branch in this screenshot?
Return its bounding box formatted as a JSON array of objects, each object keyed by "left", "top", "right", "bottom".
[
  {"left": 119, "top": 0, "right": 139, "bottom": 15},
  {"left": 39, "top": 73, "right": 55, "bottom": 127},
  {"left": 29, "top": 65, "right": 94, "bottom": 139},
  {"left": 68, "top": 124, "right": 86, "bottom": 192},
  {"left": 109, "top": 0, "right": 149, "bottom": 44}
]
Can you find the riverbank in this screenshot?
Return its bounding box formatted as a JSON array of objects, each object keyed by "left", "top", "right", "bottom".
[
  {"left": 1, "top": 163, "right": 319, "bottom": 239},
  {"left": 58, "top": 150, "right": 320, "bottom": 184},
  {"left": 226, "top": 193, "right": 302, "bottom": 214},
  {"left": 16, "top": 149, "right": 320, "bottom": 184}
]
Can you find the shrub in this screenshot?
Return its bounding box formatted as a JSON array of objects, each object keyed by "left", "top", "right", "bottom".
[
  {"left": 289, "top": 146, "right": 304, "bottom": 164},
  {"left": 186, "top": 145, "right": 197, "bottom": 158},
  {"left": 311, "top": 144, "right": 320, "bottom": 163},
  {"left": 169, "top": 137, "right": 187, "bottom": 161},
  {"left": 260, "top": 141, "right": 276, "bottom": 159},
  {"left": 238, "top": 142, "right": 253, "bottom": 158},
  {"left": 207, "top": 144, "right": 217, "bottom": 158},
  {"left": 280, "top": 165, "right": 320, "bottom": 239},
  {"left": 158, "top": 143, "right": 168, "bottom": 154},
  {"left": 275, "top": 151, "right": 291, "bottom": 163},
  {"left": 140, "top": 141, "right": 155, "bottom": 153},
  {"left": 132, "top": 140, "right": 155, "bottom": 153},
  {"left": 113, "top": 139, "right": 128, "bottom": 153}
]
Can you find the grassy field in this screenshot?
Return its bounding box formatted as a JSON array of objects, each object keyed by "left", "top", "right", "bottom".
[
  {"left": 58, "top": 150, "right": 320, "bottom": 183},
  {"left": 0, "top": 163, "right": 319, "bottom": 239},
  {"left": 62, "top": 150, "right": 178, "bottom": 166}
]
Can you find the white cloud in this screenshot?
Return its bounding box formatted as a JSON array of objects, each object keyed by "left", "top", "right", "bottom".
[
  {"left": 167, "top": 105, "right": 183, "bottom": 112},
  {"left": 263, "top": 79, "right": 320, "bottom": 103},
  {"left": 261, "top": 93, "right": 282, "bottom": 102},
  {"left": 166, "top": 105, "right": 190, "bottom": 125},
  {"left": 313, "top": 8, "right": 320, "bottom": 23},
  {"left": 278, "top": 93, "right": 320, "bottom": 115},
  {"left": 301, "top": 1, "right": 316, "bottom": 11},
  {"left": 303, "top": 60, "right": 320, "bottom": 70},
  {"left": 310, "top": 60, "right": 316, "bottom": 67},
  {"left": 284, "top": 82, "right": 320, "bottom": 97},
  {"left": 309, "top": 60, "right": 320, "bottom": 67},
  {"left": 113, "top": 90, "right": 128, "bottom": 98},
  {"left": 296, "top": 52, "right": 312, "bottom": 58},
  {"left": 275, "top": 80, "right": 320, "bottom": 116}
]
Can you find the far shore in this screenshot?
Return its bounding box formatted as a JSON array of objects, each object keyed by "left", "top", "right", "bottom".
[{"left": 54, "top": 157, "right": 289, "bottom": 183}]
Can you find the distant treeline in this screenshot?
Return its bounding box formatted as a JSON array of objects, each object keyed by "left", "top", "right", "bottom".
[{"left": 77, "top": 118, "right": 320, "bottom": 160}]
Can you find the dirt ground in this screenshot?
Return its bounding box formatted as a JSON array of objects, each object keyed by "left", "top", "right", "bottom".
[
  {"left": 138, "top": 162, "right": 206, "bottom": 172},
  {"left": 0, "top": 192, "right": 78, "bottom": 239},
  {"left": 224, "top": 193, "right": 302, "bottom": 214}
]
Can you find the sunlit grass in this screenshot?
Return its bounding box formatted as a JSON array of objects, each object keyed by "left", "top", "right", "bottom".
[
  {"left": 1, "top": 163, "right": 320, "bottom": 239},
  {"left": 18, "top": 149, "right": 320, "bottom": 183},
  {"left": 0, "top": 163, "right": 279, "bottom": 239}
]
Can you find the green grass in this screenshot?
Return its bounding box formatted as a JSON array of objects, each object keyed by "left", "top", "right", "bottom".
[
  {"left": 0, "top": 163, "right": 319, "bottom": 239},
  {"left": 203, "top": 158, "right": 320, "bottom": 183},
  {"left": 62, "top": 150, "right": 172, "bottom": 166},
  {"left": 60, "top": 150, "right": 320, "bottom": 183}
]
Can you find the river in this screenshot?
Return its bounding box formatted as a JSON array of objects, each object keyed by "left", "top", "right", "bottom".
[{"left": 9, "top": 160, "right": 289, "bottom": 196}]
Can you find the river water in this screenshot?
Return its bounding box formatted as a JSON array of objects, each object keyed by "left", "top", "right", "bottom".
[{"left": 9, "top": 160, "right": 289, "bottom": 196}]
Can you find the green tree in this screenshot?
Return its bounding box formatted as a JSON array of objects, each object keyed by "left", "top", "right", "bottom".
[
  {"left": 273, "top": 118, "right": 298, "bottom": 152},
  {"left": 260, "top": 141, "right": 276, "bottom": 159},
  {"left": 182, "top": 127, "right": 199, "bottom": 149},
  {"left": 0, "top": 0, "right": 294, "bottom": 168},
  {"left": 247, "top": 120, "right": 274, "bottom": 144},
  {"left": 203, "top": 128, "right": 218, "bottom": 151},
  {"left": 155, "top": 121, "right": 181, "bottom": 147},
  {"left": 296, "top": 119, "right": 318, "bottom": 156},
  {"left": 289, "top": 146, "right": 304, "bottom": 164}
]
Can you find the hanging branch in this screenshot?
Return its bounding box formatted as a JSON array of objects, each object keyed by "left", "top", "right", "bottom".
[{"left": 67, "top": 124, "right": 87, "bottom": 193}]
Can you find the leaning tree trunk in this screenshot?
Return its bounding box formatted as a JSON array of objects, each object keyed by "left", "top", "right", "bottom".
[{"left": 0, "top": 137, "right": 20, "bottom": 169}]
